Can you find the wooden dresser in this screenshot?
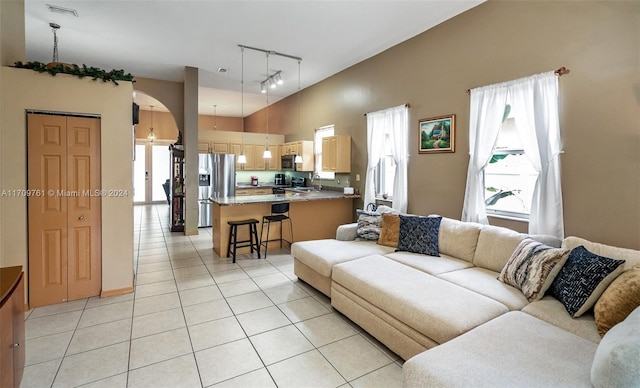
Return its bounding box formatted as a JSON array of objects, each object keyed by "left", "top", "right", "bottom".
[{"left": 0, "top": 266, "right": 25, "bottom": 388}]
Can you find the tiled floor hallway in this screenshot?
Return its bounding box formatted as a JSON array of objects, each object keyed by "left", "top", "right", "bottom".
[{"left": 20, "top": 204, "right": 403, "bottom": 387}]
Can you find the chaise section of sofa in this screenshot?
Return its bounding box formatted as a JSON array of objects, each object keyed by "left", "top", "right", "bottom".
[
  {"left": 331, "top": 254, "right": 509, "bottom": 360},
  {"left": 292, "top": 238, "right": 394, "bottom": 296},
  {"left": 403, "top": 311, "right": 598, "bottom": 387}
]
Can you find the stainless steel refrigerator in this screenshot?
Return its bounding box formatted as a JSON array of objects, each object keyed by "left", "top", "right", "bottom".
[{"left": 198, "top": 153, "right": 236, "bottom": 227}]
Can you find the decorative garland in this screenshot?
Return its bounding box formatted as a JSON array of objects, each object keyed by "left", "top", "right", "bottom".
[{"left": 13, "top": 61, "right": 134, "bottom": 85}]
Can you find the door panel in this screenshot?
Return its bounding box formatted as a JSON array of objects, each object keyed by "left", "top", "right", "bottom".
[
  {"left": 27, "top": 114, "right": 101, "bottom": 307},
  {"left": 66, "top": 116, "right": 101, "bottom": 301},
  {"left": 28, "top": 114, "right": 68, "bottom": 306}
]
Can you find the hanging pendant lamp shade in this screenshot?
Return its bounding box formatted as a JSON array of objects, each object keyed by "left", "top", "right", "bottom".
[
  {"left": 263, "top": 147, "right": 272, "bottom": 159},
  {"left": 237, "top": 153, "right": 247, "bottom": 164},
  {"left": 147, "top": 105, "right": 157, "bottom": 142}
]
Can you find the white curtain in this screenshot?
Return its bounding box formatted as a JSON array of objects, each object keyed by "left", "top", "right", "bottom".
[
  {"left": 462, "top": 84, "right": 509, "bottom": 225},
  {"left": 462, "top": 71, "right": 564, "bottom": 238},
  {"left": 509, "top": 72, "right": 564, "bottom": 238},
  {"left": 365, "top": 105, "right": 409, "bottom": 213}
]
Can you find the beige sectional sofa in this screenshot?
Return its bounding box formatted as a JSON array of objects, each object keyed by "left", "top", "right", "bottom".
[{"left": 291, "top": 215, "right": 640, "bottom": 387}]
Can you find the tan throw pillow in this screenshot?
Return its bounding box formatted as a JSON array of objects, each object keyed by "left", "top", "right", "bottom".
[
  {"left": 498, "top": 238, "right": 570, "bottom": 302},
  {"left": 378, "top": 213, "right": 400, "bottom": 247},
  {"left": 594, "top": 267, "right": 640, "bottom": 336}
]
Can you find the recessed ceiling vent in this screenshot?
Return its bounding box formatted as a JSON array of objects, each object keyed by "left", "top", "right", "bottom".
[
  {"left": 46, "top": 4, "right": 78, "bottom": 17},
  {"left": 217, "top": 68, "right": 229, "bottom": 74}
]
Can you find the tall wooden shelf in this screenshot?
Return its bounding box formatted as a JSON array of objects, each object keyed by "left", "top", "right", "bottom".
[{"left": 170, "top": 148, "right": 185, "bottom": 232}]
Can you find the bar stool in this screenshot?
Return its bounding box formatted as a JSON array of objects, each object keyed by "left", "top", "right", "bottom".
[
  {"left": 260, "top": 202, "right": 293, "bottom": 258},
  {"left": 227, "top": 219, "right": 260, "bottom": 263}
]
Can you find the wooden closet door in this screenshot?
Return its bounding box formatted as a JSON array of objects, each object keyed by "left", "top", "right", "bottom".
[
  {"left": 28, "top": 114, "right": 102, "bottom": 307},
  {"left": 28, "top": 114, "right": 69, "bottom": 306},
  {"left": 66, "top": 116, "right": 101, "bottom": 300}
]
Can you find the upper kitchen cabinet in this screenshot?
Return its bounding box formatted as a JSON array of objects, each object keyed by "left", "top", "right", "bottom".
[
  {"left": 322, "top": 135, "right": 351, "bottom": 173},
  {"left": 285, "top": 140, "right": 314, "bottom": 171}
]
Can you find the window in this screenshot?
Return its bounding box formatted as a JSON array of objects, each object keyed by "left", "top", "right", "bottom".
[
  {"left": 314, "top": 125, "right": 334, "bottom": 180},
  {"left": 375, "top": 133, "right": 395, "bottom": 198},
  {"left": 484, "top": 113, "right": 538, "bottom": 219}
]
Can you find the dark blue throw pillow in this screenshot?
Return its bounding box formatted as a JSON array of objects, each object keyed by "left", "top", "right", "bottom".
[
  {"left": 551, "top": 245, "right": 625, "bottom": 318},
  {"left": 396, "top": 215, "right": 441, "bottom": 256}
]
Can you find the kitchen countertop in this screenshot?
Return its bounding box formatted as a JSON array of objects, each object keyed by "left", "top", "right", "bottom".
[{"left": 211, "top": 190, "right": 359, "bottom": 206}]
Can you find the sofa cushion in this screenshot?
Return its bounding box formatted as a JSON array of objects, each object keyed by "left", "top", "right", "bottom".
[
  {"left": 591, "top": 306, "right": 640, "bottom": 388},
  {"left": 438, "top": 217, "right": 483, "bottom": 263},
  {"left": 522, "top": 296, "right": 601, "bottom": 343},
  {"left": 438, "top": 267, "right": 530, "bottom": 311},
  {"left": 473, "top": 224, "right": 526, "bottom": 272},
  {"left": 498, "top": 238, "right": 569, "bottom": 302},
  {"left": 385, "top": 251, "right": 473, "bottom": 276},
  {"left": 291, "top": 239, "right": 394, "bottom": 278},
  {"left": 377, "top": 213, "right": 400, "bottom": 247},
  {"left": 551, "top": 245, "right": 625, "bottom": 318},
  {"left": 397, "top": 215, "right": 441, "bottom": 256},
  {"left": 594, "top": 267, "right": 640, "bottom": 336},
  {"left": 332, "top": 254, "right": 508, "bottom": 345},
  {"left": 403, "top": 311, "right": 597, "bottom": 388},
  {"left": 563, "top": 236, "right": 640, "bottom": 271},
  {"left": 355, "top": 210, "right": 382, "bottom": 241}
]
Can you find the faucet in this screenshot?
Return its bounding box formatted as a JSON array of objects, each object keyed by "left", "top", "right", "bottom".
[{"left": 312, "top": 173, "right": 322, "bottom": 191}]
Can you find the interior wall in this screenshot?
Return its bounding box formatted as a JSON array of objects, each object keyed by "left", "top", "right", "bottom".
[
  {"left": 256, "top": 0, "right": 640, "bottom": 249},
  {"left": 0, "top": 0, "right": 25, "bottom": 66},
  {"left": 0, "top": 66, "right": 135, "bottom": 296}
]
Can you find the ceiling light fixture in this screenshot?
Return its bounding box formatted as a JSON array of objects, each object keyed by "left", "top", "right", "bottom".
[
  {"left": 294, "top": 59, "right": 303, "bottom": 164},
  {"left": 46, "top": 4, "right": 78, "bottom": 17},
  {"left": 213, "top": 104, "right": 217, "bottom": 131},
  {"left": 263, "top": 52, "right": 272, "bottom": 160},
  {"left": 50, "top": 22, "right": 60, "bottom": 63},
  {"left": 260, "top": 70, "right": 283, "bottom": 93},
  {"left": 237, "top": 47, "right": 247, "bottom": 164},
  {"left": 147, "top": 105, "right": 157, "bottom": 142}
]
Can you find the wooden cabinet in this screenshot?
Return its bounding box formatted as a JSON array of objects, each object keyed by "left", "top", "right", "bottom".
[
  {"left": 268, "top": 145, "right": 281, "bottom": 171},
  {"left": 236, "top": 187, "right": 271, "bottom": 196},
  {"left": 198, "top": 142, "right": 209, "bottom": 153},
  {"left": 170, "top": 148, "right": 185, "bottom": 232},
  {"left": 1, "top": 266, "right": 25, "bottom": 388},
  {"left": 322, "top": 135, "right": 351, "bottom": 173},
  {"left": 253, "top": 144, "right": 266, "bottom": 171},
  {"left": 198, "top": 141, "right": 230, "bottom": 154},
  {"left": 294, "top": 141, "right": 315, "bottom": 172},
  {"left": 211, "top": 142, "right": 229, "bottom": 153}
]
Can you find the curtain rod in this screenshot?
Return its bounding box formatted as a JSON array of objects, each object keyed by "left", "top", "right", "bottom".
[
  {"left": 465, "top": 67, "right": 568, "bottom": 94},
  {"left": 364, "top": 103, "right": 410, "bottom": 116}
]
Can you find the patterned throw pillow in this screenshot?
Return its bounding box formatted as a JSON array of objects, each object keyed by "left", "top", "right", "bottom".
[
  {"left": 355, "top": 210, "right": 382, "bottom": 241},
  {"left": 378, "top": 213, "right": 400, "bottom": 247},
  {"left": 594, "top": 267, "right": 640, "bottom": 336},
  {"left": 498, "top": 238, "right": 570, "bottom": 302},
  {"left": 551, "top": 245, "right": 625, "bottom": 318},
  {"left": 396, "top": 215, "right": 441, "bottom": 256}
]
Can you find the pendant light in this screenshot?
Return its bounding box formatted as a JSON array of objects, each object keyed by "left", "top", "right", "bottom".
[
  {"left": 147, "top": 105, "right": 157, "bottom": 142},
  {"left": 263, "top": 52, "right": 272, "bottom": 159},
  {"left": 294, "top": 59, "right": 303, "bottom": 164},
  {"left": 213, "top": 104, "right": 218, "bottom": 131},
  {"left": 237, "top": 47, "right": 247, "bottom": 164}
]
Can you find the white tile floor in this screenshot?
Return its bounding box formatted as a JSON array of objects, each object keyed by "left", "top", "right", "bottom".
[{"left": 21, "top": 204, "right": 404, "bottom": 388}]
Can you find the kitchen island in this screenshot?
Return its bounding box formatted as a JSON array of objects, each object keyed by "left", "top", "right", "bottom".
[{"left": 210, "top": 190, "right": 357, "bottom": 257}]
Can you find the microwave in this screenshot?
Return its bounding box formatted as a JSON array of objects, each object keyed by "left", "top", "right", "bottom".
[{"left": 281, "top": 155, "right": 297, "bottom": 171}]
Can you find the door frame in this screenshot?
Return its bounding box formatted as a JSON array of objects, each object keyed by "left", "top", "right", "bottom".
[{"left": 134, "top": 140, "right": 172, "bottom": 204}]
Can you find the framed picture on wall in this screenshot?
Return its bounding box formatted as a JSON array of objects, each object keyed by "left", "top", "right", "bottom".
[{"left": 419, "top": 114, "right": 455, "bottom": 153}]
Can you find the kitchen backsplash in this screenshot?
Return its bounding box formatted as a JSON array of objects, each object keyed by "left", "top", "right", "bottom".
[{"left": 236, "top": 170, "right": 354, "bottom": 189}]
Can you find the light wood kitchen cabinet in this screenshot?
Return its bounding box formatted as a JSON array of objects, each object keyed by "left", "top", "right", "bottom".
[
  {"left": 211, "top": 142, "right": 229, "bottom": 153},
  {"left": 322, "top": 135, "right": 351, "bottom": 172},
  {"left": 198, "top": 142, "right": 210, "bottom": 153},
  {"left": 236, "top": 187, "right": 271, "bottom": 196},
  {"left": 0, "top": 266, "right": 25, "bottom": 388},
  {"left": 268, "top": 145, "right": 281, "bottom": 171},
  {"left": 253, "top": 144, "right": 267, "bottom": 171},
  {"left": 294, "top": 140, "right": 315, "bottom": 172}
]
